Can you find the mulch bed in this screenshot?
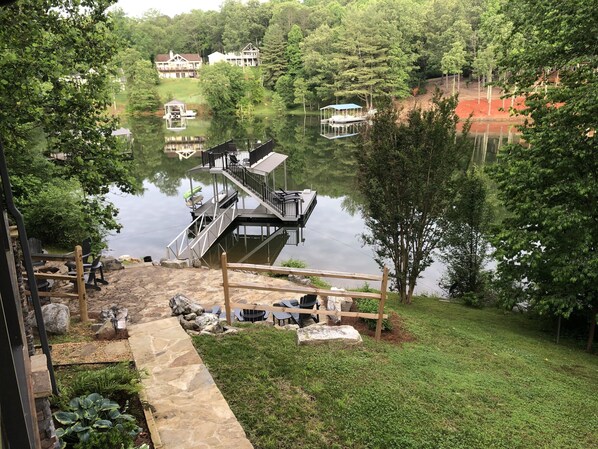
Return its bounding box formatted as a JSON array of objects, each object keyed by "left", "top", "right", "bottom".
[{"left": 328, "top": 302, "right": 415, "bottom": 344}]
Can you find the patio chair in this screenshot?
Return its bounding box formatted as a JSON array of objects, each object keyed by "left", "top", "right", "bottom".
[
  {"left": 234, "top": 307, "right": 270, "bottom": 323},
  {"left": 65, "top": 237, "right": 92, "bottom": 270},
  {"left": 27, "top": 237, "right": 45, "bottom": 267},
  {"left": 68, "top": 255, "right": 103, "bottom": 291},
  {"left": 229, "top": 153, "right": 240, "bottom": 165},
  {"left": 280, "top": 294, "right": 319, "bottom": 327}
]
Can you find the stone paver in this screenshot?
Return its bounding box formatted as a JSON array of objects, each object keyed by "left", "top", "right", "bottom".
[{"left": 128, "top": 317, "right": 254, "bottom": 449}]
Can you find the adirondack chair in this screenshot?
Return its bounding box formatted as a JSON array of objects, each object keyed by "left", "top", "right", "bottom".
[
  {"left": 234, "top": 307, "right": 269, "bottom": 323},
  {"left": 68, "top": 255, "right": 103, "bottom": 291},
  {"left": 280, "top": 294, "right": 319, "bottom": 327}
]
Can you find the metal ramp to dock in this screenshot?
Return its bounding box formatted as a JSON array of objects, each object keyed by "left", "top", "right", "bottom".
[{"left": 166, "top": 203, "right": 238, "bottom": 262}]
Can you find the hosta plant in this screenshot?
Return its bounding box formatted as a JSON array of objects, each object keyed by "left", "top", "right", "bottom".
[{"left": 54, "top": 393, "right": 140, "bottom": 449}]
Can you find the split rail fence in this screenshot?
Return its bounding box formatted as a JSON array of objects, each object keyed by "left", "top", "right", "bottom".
[
  {"left": 220, "top": 252, "right": 390, "bottom": 341},
  {"left": 25, "top": 245, "right": 88, "bottom": 322}
]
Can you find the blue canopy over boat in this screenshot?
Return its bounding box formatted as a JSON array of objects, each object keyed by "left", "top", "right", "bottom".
[{"left": 320, "top": 103, "right": 362, "bottom": 111}]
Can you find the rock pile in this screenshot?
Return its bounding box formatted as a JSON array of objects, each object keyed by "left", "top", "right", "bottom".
[
  {"left": 169, "top": 293, "right": 237, "bottom": 336},
  {"left": 93, "top": 305, "right": 128, "bottom": 340}
]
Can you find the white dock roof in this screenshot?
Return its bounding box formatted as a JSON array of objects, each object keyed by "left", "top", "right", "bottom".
[{"left": 248, "top": 152, "right": 288, "bottom": 176}]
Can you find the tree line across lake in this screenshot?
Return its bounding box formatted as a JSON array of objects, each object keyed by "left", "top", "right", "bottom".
[{"left": 114, "top": 0, "right": 511, "bottom": 114}]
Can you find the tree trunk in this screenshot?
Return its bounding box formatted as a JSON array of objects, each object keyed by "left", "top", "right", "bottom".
[
  {"left": 587, "top": 306, "right": 597, "bottom": 353},
  {"left": 452, "top": 75, "right": 456, "bottom": 96},
  {"left": 478, "top": 76, "right": 481, "bottom": 104}
]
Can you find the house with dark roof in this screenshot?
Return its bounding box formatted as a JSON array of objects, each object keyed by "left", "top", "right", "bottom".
[{"left": 155, "top": 51, "right": 202, "bottom": 78}]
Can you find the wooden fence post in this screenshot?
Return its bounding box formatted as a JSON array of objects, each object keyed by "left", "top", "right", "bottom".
[
  {"left": 74, "top": 245, "right": 88, "bottom": 322},
  {"left": 375, "top": 266, "right": 389, "bottom": 341},
  {"left": 221, "top": 252, "right": 231, "bottom": 324}
]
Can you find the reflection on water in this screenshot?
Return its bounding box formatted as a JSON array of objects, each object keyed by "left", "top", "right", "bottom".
[{"left": 107, "top": 114, "right": 518, "bottom": 292}]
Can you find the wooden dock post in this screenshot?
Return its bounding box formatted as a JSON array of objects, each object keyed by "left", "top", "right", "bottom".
[
  {"left": 221, "top": 252, "right": 232, "bottom": 324},
  {"left": 375, "top": 266, "right": 389, "bottom": 341},
  {"left": 74, "top": 245, "right": 88, "bottom": 322}
]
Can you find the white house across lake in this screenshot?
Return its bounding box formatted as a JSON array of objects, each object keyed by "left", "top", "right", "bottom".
[
  {"left": 208, "top": 43, "right": 260, "bottom": 67},
  {"left": 155, "top": 51, "right": 202, "bottom": 78}
]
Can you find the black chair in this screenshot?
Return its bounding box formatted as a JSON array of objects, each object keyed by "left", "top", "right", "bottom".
[
  {"left": 66, "top": 237, "right": 92, "bottom": 270},
  {"left": 69, "top": 255, "right": 103, "bottom": 291},
  {"left": 28, "top": 237, "right": 45, "bottom": 267},
  {"left": 234, "top": 308, "right": 270, "bottom": 323},
  {"left": 229, "top": 153, "right": 240, "bottom": 165},
  {"left": 280, "top": 294, "right": 319, "bottom": 327}
]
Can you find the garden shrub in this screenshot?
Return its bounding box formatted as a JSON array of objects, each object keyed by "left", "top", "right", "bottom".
[
  {"left": 54, "top": 363, "right": 142, "bottom": 409},
  {"left": 355, "top": 298, "right": 392, "bottom": 331},
  {"left": 54, "top": 393, "right": 140, "bottom": 449}
]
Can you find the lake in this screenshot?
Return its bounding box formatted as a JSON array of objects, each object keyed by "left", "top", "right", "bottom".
[{"left": 106, "top": 114, "right": 518, "bottom": 293}]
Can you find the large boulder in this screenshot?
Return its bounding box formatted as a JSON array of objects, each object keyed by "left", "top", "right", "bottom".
[
  {"left": 297, "top": 325, "right": 362, "bottom": 346},
  {"left": 326, "top": 288, "right": 353, "bottom": 324},
  {"left": 101, "top": 256, "right": 123, "bottom": 271},
  {"left": 195, "top": 313, "right": 220, "bottom": 331},
  {"left": 169, "top": 294, "right": 204, "bottom": 316},
  {"left": 40, "top": 304, "right": 70, "bottom": 335}
]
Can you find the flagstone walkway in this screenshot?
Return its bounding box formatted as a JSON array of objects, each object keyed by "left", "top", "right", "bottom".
[{"left": 128, "top": 317, "right": 253, "bottom": 449}]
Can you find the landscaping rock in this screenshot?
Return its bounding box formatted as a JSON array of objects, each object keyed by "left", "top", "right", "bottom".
[
  {"left": 118, "top": 255, "right": 142, "bottom": 264},
  {"left": 95, "top": 320, "right": 117, "bottom": 340},
  {"left": 297, "top": 325, "right": 362, "bottom": 346},
  {"left": 195, "top": 313, "right": 219, "bottom": 331},
  {"left": 283, "top": 324, "right": 300, "bottom": 331},
  {"left": 184, "top": 312, "right": 197, "bottom": 321},
  {"left": 179, "top": 316, "right": 199, "bottom": 331},
  {"left": 326, "top": 288, "right": 352, "bottom": 324},
  {"left": 169, "top": 294, "right": 204, "bottom": 316},
  {"left": 288, "top": 274, "right": 311, "bottom": 285},
  {"left": 186, "top": 330, "right": 200, "bottom": 336},
  {"left": 161, "top": 259, "right": 188, "bottom": 269},
  {"left": 200, "top": 330, "right": 216, "bottom": 337},
  {"left": 224, "top": 328, "right": 239, "bottom": 335},
  {"left": 192, "top": 259, "right": 203, "bottom": 268},
  {"left": 101, "top": 256, "right": 123, "bottom": 271},
  {"left": 203, "top": 323, "right": 223, "bottom": 334},
  {"left": 39, "top": 304, "right": 70, "bottom": 335}
]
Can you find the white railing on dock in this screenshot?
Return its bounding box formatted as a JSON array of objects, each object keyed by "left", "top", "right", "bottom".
[
  {"left": 166, "top": 213, "right": 206, "bottom": 260},
  {"left": 188, "top": 203, "right": 238, "bottom": 261}
]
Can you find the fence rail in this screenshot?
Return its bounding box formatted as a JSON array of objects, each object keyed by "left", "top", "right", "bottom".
[
  {"left": 26, "top": 245, "right": 88, "bottom": 321},
  {"left": 249, "top": 140, "right": 273, "bottom": 165},
  {"left": 221, "top": 252, "right": 390, "bottom": 341}
]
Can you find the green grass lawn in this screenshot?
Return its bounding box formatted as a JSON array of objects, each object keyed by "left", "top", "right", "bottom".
[
  {"left": 193, "top": 296, "right": 597, "bottom": 449},
  {"left": 157, "top": 78, "right": 204, "bottom": 105}
]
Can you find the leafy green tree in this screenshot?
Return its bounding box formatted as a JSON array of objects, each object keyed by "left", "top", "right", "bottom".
[
  {"left": 491, "top": 0, "right": 598, "bottom": 352},
  {"left": 0, "top": 0, "right": 136, "bottom": 246},
  {"left": 126, "top": 59, "right": 161, "bottom": 115},
  {"left": 441, "top": 41, "right": 467, "bottom": 95},
  {"left": 200, "top": 63, "right": 246, "bottom": 116},
  {"left": 285, "top": 24, "right": 304, "bottom": 79},
  {"left": 440, "top": 168, "right": 493, "bottom": 306},
  {"left": 275, "top": 75, "right": 295, "bottom": 107},
  {"left": 356, "top": 93, "right": 471, "bottom": 304},
  {"left": 334, "top": 4, "right": 412, "bottom": 109},
  {"left": 293, "top": 77, "right": 309, "bottom": 113},
  {"left": 302, "top": 24, "right": 337, "bottom": 104},
  {"left": 260, "top": 23, "right": 287, "bottom": 88}
]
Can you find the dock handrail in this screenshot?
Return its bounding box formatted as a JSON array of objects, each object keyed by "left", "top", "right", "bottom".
[
  {"left": 225, "top": 165, "right": 301, "bottom": 218},
  {"left": 188, "top": 203, "right": 237, "bottom": 260},
  {"left": 201, "top": 139, "right": 234, "bottom": 168},
  {"left": 166, "top": 213, "right": 205, "bottom": 260}
]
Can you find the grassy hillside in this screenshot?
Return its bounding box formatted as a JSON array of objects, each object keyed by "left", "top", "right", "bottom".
[
  {"left": 194, "top": 296, "right": 597, "bottom": 449},
  {"left": 157, "top": 78, "right": 204, "bottom": 105}
]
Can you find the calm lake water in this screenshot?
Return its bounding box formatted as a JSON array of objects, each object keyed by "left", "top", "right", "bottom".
[{"left": 106, "top": 115, "right": 517, "bottom": 293}]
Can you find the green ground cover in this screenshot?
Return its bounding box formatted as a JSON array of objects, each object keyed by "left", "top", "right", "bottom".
[
  {"left": 157, "top": 78, "right": 204, "bottom": 105},
  {"left": 193, "top": 296, "right": 597, "bottom": 449}
]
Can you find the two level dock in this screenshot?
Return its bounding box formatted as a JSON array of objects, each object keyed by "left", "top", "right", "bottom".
[{"left": 166, "top": 140, "right": 317, "bottom": 264}]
